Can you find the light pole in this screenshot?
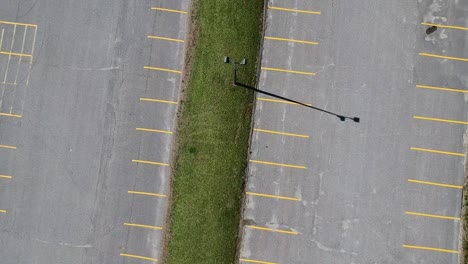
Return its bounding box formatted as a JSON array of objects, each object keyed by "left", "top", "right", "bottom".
[
  {"left": 224, "top": 56, "right": 360, "bottom": 123},
  {"left": 224, "top": 56, "right": 246, "bottom": 85}
]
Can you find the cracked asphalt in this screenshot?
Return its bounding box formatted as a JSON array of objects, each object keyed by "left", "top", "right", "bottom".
[
  {"left": 0, "top": 0, "right": 189, "bottom": 263},
  {"left": 240, "top": 0, "right": 468, "bottom": 263}
]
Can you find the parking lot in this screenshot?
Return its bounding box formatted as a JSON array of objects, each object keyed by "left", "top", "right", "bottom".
[
  {"left": 0, "top": 0, "right": 189, "bottom": 263},
  {"left": 239, "top": 0, "right": 468, "bottom": 263}
]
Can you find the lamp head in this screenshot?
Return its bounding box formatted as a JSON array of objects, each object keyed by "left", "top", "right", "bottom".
[
  {"left": 224, "top": 56, "right": 230, "bottom": 63},
  {"left": 240, "top": 58, "right": 247, "bottom": 65}
]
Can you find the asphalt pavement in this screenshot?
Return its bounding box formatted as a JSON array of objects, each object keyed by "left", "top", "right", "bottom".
[
  {"left": 240, "top": 0, "right": 468, "bottom": 263},
  {"left": 0, "top": 0, "right": 190, "bottom": 263}
]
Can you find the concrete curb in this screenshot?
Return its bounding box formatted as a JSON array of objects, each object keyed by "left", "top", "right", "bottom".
[{"left": 234, "top": 0, "right": 269, "bottom": 263}]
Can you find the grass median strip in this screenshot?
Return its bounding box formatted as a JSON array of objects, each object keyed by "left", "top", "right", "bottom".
[{"left": 164, "top": 0, "right": 264, "bottom": 263}]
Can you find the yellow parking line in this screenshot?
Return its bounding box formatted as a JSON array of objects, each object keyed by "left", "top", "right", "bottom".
[
  {"left": 240, "top": 258, "right": 278, "bottom": 264},
  {"left": 410, "top": 147, "right": 464, "bottom": 157},
  {"left": 250, "top": 159, "right": 306, "bottom": 169},
  {"left": 128, "top": 190, "right": 167, "bottom": 198},
  {"left": 136, "top": 128, "right": 173, "bottom": 134},
  {"left": 0, "top": 175, "right": 12, "bottom": 179},
  {"left": 0, "top": 144, "right": 16, "bottom": 150},
  {"left": 0, "top": 112, "right": 22, "bottom": 118},
  {"left": 408, "top": 179, "right": 462, "bottom": 189},
  {"left": 120, "top": 253, "right": 158, "bottom": 262},
  {"left": 144, "top": 66, "right": 182, "bottom": 74},
  {"left": 421, "top": 22, "right": 468, "bottom": 31},
  {"left": 261, "top": 67, "right": 316, "bottom": 76},
  {"left": 414, "top": 115, "right": 468, "bottom": 125},
  {"left": 151, "top": 7, "right": 187, "bottom": 14},
  {"left": 419, "top": 53, "right": 468, "bottom": 62},
  {"left": 416, "top": 84, "right": 467, "bottom": 94},
  {"left": 257, "top": 97, "right": 312, "bottom": 106},
  {"left": 246, "top": 225, "right": 299, "bottom": 235},
  {"left": 147, "top": 35, "right": 184, "bottom": 43},
  {"left": 405, "top": 211, "right": 460, "bottom": 221},
  {"left": 2, "top": 23, "right": 15, "bottom": 87},
  {"left": 402, "top": 244, "right": 459, "bottom": 254},
  {"left": 132, "top": 160, "right": 170, "bottom": 166},
  {"left": 0, "top": 210, "right": 6, "bottom": 213},
  {"left": 124, "top": 223, "right": 163, "bottom": 230},
  {"left": 265, "top": 36, "right": 318, "bottom": 45},
  {"left": 268, "top": 6, "right": 321, "bottom": 15},
  {"left": 254, "top": 128, "right": 309, "bottom": 138},
  {"left": 246, "top": 191, "right": 300, "bottom": 201},
  {"left": 140, "top": 98, "right": 178, "bottom": 104},
  {"left": 0, "top": 20, "right": 37, "bottom": 27},
  {"left": 0, "top": 51, "right": 32, "bottom": 57}
]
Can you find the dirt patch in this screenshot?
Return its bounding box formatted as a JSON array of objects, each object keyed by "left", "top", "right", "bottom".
[
  {"left": 461, "top": 162, "right": 468, "bottom": 264},
  {"left": 460, "top": 129, "right": 468, "bottom": 264}
]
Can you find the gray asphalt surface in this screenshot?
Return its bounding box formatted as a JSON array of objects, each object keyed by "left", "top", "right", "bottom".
[
  {"left": 0, "top": 0, "right": 189, "bottom": 263},
  {"left": 240, "top": 0, "right": 468, "bottom": 263}
]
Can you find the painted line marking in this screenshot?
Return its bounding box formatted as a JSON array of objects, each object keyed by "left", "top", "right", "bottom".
[
  {"left": 128, "top": 190, "right": 167, "bottom": 198},
  {"left": 261, "top": 67, "right": 316, "bottom": 76},
  {"left": 11, "top": 24, "right": 28, "bottom": 90},
  {"left": 408, "top": 179, "right": 462, "bottom": 189},
  {"left": 254, "top": 128, "right": 309, "bottom": 138},
  {"left": 0, "top": 51, "right": 32, "bottom": 58},
  {"left": 0, "top": 144, "right": 16, "bottom": 149},
  {"left": 0, "top": 210, "right": 6, "bottom": 213},
  {"left": 410, "top": 147, "right": 464, "bottom": 157},
  {"left": 132, "top": 160, "right": 170, "bottom": 166},
  {"left": 421, "top": 22, "right": 468, "bottom": 31},
  {"left": 405, "top": 211, "right": 460, "bottom": 221},
  {"left": 268, "top": 6, "right": 321, "bottom": 15},
  {"left": 246, "top": 225, "right": 299, "bottom": 235},
  {"left": 250, "top": 159, "right": 306, "bottom": 169},
  {"left": 414, "top": 115, "right": 468, "bottom": 125},
  {"left": 124, "top": 223, "right": 163, "bottom": 230},
  {"left": 258, "top": 97, "right": 312, "bottom": 106},
  {"left": 1, "top": 22, "right": 17, "bottom": 111},
  {"left": 419, "top": 52, "right": 468, "bottom": 62},
  {"left": 140, "top": 98, "right": 178, "bottom": 104},
  {"left": 0, "top": 112, "right": 22, "bottom": 118},
  {"left": 0, "top": 20, "right": 37, "bottom": 27},
  {"left": 416, "top": 84, "right": 467, "bottom": 94},
  {"left": 120, "top": 253, "right": 158, "bottom": 262},
  {"left": 240, "top": 258, "right": 278, "bottom": 264},
  {"left": 265, "top": 36, "right": 318, "bottom": 45},
  {"left": 0, "top": 175, "right": 12, "bottom": 179},
  {"left": 402, "top": 244, "right": 459, "bottom": 254},
  {"left": 144, "top": 66, "right": 182, "bottom": 74},
  {"left": 136, "top": 128, "right": 173, "bottom": 134},
  {"left": 246, "top": 191, "right": 300, "bottom": 201},
  {"left": 151, "top": 7, "right": 187, "bottom": 14},
  {"left": 147, "top": 35, "right": 184, "bottom": 43}
]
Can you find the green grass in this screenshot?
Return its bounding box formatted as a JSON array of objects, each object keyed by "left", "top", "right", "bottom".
[{"left": 165, "top": 0, "right": 264, "bottom": 263}]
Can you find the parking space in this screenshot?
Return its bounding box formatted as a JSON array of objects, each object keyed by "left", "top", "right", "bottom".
[
  {"left": 401, "top": 11, "right": 468, "bottom": 257},
  {"left": 239, "top": 1, "right": 324, "bottom": 263},
  {"left": 0, "top": 20, "right": 36, "bottom": 117},
  {"left": 0, "top": 20, "right": 36, "bottom": 223},
  {"left": 120, "top": 1, "right": 190, "bottom": 262}
]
